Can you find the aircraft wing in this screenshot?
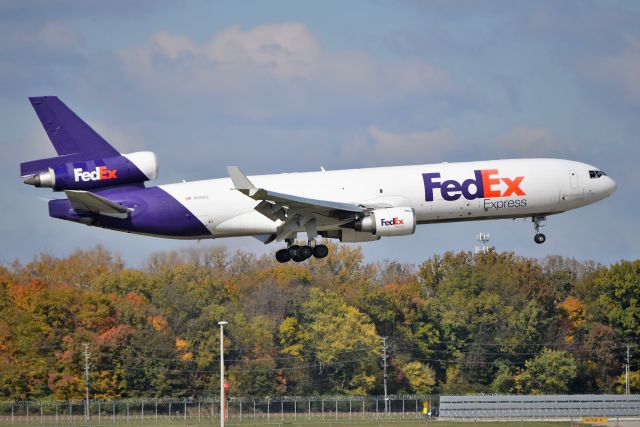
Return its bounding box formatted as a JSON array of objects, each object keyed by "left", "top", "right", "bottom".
[
  {"left": 65, "top": 190, "right": 132, "bottom": 219},
  {"left": 227, "top": 166, "right": 364, "bottom": 217},
  {"left": 227, "top": 166, "right": 364, "bottom": 241}
]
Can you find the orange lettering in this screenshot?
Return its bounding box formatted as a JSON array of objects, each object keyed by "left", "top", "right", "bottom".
[
  {"left": 481, "top": 169, "right": 501, "bottom": 198},
  {"left": 502, "top": 176, "right": 525, "bottom": 196}
]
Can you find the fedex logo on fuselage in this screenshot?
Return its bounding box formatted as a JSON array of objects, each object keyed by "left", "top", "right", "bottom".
[
  {"left": 73, "top": 166, "right": 118, "bottom": 182},
  {"left": 381, "top": 217, "right": 404, "bottom": 226},
  {"left": 422, "top": 169, "right": 525, "bottom": 202}
]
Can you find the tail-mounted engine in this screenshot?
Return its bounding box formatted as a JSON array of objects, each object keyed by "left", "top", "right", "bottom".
[
  {"left": 23, "top": 151, "right": 158, "bottom": 191},
  {"left": 353, "top": 206, "right": 417, "bottom": 237}
]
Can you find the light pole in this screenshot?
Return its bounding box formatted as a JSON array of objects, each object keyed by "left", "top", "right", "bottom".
[
  {"left": 82, "top": 343, "right": 91, "bottom": 420},
  {"left": 381, "top": 337, "right": 388, "bottom": 415},
  {"left": 218, "top": 321, "right": 228, "bottom": 427}
]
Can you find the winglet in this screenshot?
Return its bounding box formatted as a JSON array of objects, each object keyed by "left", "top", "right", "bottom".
[{"left": 227, "top": 166, "right": 257, "bottom": 195}]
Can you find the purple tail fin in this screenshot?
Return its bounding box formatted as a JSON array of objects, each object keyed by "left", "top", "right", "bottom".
[{"left": 20, "top": 96, "right": 120, "bottom": 176}]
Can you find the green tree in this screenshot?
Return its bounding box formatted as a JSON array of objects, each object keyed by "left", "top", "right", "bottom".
[
  {"left": 596, "top": 260, "right": 640, "bottom": 336},
  {"left": 514, "top": 349, "right": 577, "bottom": 394},
  {"left": 402, "top": 361, "right": 436, "bottom": 394},
  {"left": 280, "top": 289, "right": 379, "bottom": 394},
  {"left": 490, "top": 363, "right": 515, "bottom": 393},
  {"left": 615, "top": 371, "right": 640, "bottom": 394}
]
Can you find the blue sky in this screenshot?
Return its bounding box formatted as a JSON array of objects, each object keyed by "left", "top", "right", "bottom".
[{"left": 1, "top": 0, "right": 638, "bottom": 267}]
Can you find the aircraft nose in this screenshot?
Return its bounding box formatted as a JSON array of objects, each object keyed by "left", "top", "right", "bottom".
[{"left": 605, "top": 176, "right": 617, "bottom": 196}]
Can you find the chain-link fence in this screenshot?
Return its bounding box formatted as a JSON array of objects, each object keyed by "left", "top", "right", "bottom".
[{"left": 0, "top": 395, "right": 438, "bottom": 425}]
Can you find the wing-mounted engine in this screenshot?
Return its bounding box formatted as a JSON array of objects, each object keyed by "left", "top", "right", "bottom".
[
  {"left": 352, "top": 206, "right": 417, "bottom": 236},
  {"left": 23, "top": 151, "right": 158, "bottom": 191}
]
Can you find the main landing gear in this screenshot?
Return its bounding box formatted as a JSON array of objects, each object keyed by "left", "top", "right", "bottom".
[
  {"left": 275, "top": 240, "right": 329, "bottom": 263},
  {"left": 532, "top": 215, "right": 546, "bottom": 244}
]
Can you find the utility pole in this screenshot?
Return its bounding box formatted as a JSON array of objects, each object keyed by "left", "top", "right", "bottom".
[
  {"left": 626, "top": 344, "right": 631, "bottom": 395},
  {"left": 82, "top": 343, "right": 91, "bottom": 420},
  {"left": 381, "top": 336, "right": 388, "bottom": 415},
  {"left": 218, "top": 321, "right": 228, "bottom": 427}
]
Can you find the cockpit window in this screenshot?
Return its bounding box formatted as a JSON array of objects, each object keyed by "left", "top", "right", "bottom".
[{"left": 589, "top": 170, "right": 607, "bottom": 179}]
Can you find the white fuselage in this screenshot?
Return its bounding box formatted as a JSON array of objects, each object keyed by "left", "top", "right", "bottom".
[{"left": 157, "top": 158, "right": 616, "bottom": 239}]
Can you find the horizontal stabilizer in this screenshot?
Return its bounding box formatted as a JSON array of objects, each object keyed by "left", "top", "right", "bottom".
[
  {"left": 65, "top": 190, "right": 132, "bottom": 219},
  {"left": 21, "top": 153, "right": 82, "bottom": 177}
]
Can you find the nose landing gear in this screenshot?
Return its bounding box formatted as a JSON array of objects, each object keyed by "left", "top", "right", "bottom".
[
  {"left": 532, "top": 215, "right": 546, "bottom": 244},
  {"left": 275, "top": 239, "right": 329, "bottom": 263}
]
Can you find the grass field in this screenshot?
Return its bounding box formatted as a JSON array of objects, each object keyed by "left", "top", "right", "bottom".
[
  {"left": 213, "top": 422, "right": 581, "bottom": 427},
  {"left": 0, "top": 420, "right": 597, "bottom": 427}
]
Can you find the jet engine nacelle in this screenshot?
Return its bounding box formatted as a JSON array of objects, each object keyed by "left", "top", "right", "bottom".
[
  {"left": 339, "top": 229, "right": 381, "bottom": 242},
  {"left": 355, "top": 206, "right": 416, "bottom": 236},
  {"left": 23, "top": 151, "right": 158, "bottom": 191}
]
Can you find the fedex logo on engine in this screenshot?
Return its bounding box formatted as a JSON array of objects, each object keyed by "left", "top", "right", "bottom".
[
  {"left": 422, "top": 169, "right": 525, "bottom": 202},
  {"left": 73, "top": 166, "right": 118, "bottom": 182},
  {"left": 381, "top": 217, "right": 404, "bottom": 226}
]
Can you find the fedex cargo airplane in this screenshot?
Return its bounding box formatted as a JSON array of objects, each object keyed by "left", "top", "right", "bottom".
[{"left": 21, "top": 97, "right": 617, "bottom": 262}]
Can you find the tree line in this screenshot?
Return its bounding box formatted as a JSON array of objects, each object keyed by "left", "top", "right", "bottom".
[{"left": 0, "top": 243, "right": 638, "bottom": 400}]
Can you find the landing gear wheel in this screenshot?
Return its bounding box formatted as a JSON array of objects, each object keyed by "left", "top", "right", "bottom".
[
  {"left": 532, "top": 215, "right": 547, "bottom": 245},
  {"left": 275, "top": 249, "right": 291, "bottom": 263},
  {"left": 288, "top": 245, "right": 305, "bottom": 262},
  {"left": 313, "top": 244, "right": 329, "bottom": 259},
  {"left": 298, "top": 245, "right": 313, "bottom": 260},
  {"left": 288, "top": 244, "right": 300, "bottom": 258}
]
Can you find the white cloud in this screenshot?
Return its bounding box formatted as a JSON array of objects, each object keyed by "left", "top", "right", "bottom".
[
  {"left": 0, "top": 21, "right": 81, "bottom": 55},
  {"left": 0, "top": 21, "right": 84, "bottom": 88},
  {"left": 341, "top": 126, "right": 458, "bottom": 166},
  {"left": 15, "top": 125, "right": 57, "bottom": 163},
  {"left": 117, "top": 23, "right": 455, "bottom": 118},
  {"left": 494, "top": 125, "right": 576, "bottom": 157},
  {"left": 590, "top": 37, "right": 640, "bottom": 104},
  {"left": 90, "top": 121, "right": 146, "bottom": 154},
  {"left": 38, "top": 22, "right": 81, "bottom": 51}
]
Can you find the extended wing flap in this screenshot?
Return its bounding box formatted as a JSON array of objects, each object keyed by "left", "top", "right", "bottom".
[
  {"left": 226, "top": 166, "right": 364, "bottom": 219},
  {"left": 65, "top": 190, "right": 131, "bottom": 219},
  {"left": 261, "top": 189, "right": 364, "bottom": 214}
]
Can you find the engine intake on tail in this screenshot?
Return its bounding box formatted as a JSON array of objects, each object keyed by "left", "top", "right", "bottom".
[
  {"left": 23, "top": 152, "right": 158, "bottom": 190},
  {"left": 355, "top": 206, "right": 416, "bottom": 236}
]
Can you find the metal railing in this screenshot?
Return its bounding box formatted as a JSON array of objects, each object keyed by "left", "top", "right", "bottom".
[{"left": 439, "top": 394, "right": 640, "bottom": 418}]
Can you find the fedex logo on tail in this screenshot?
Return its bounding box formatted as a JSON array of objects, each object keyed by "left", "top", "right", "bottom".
[
  {"left": 423, "top": 169, "right": 525, "bottom": 202},
  {"left": 73, "top": 166, "right": 118, "bottom": 182}
]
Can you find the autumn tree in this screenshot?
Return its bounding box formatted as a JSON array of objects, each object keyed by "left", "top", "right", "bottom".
[
  {"left": 514, "top": 349, "right": 577, "bottom": 394},
  {"left": 0, "top": 246, "right": 637, "bottom": 398},
  {"left": 280, "top": 289, "right": 379, "bottom": 394}
]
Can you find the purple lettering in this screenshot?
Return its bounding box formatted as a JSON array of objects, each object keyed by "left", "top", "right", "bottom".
[
  {"left": 441, "top": 179, "right": 462, "bottom": 201},
  {"left": 461, "top": 170, "right": 485, "bottom": 199},
  {"left": 422, "top": 173, "right": 441, "bottom": 202}
]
